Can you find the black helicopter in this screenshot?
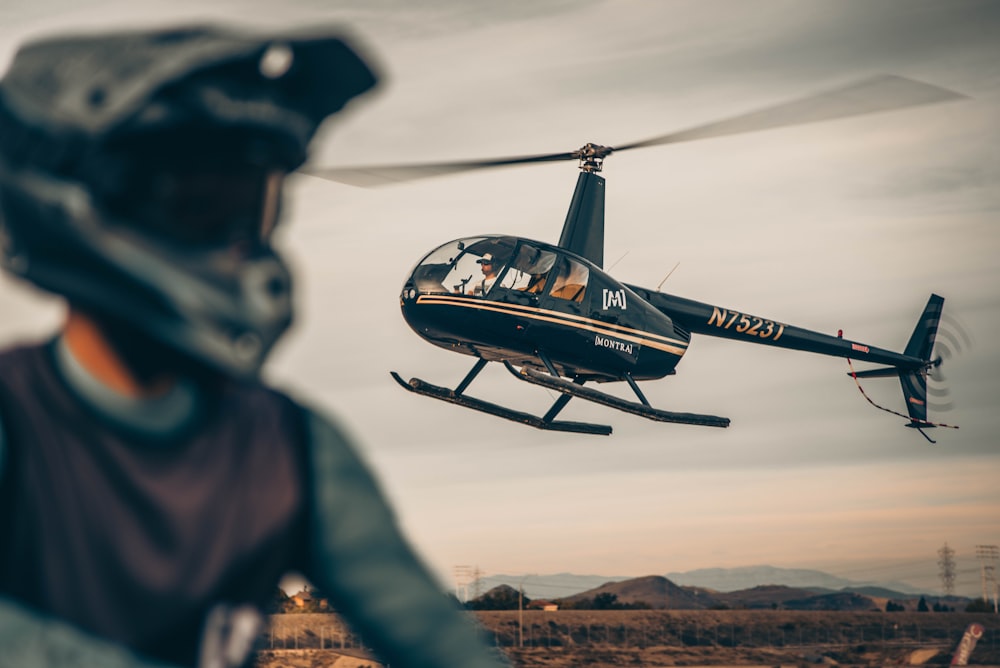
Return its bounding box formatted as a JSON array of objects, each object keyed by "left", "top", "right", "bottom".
[{"left": 309, "top": 75, "right": 963, "bottom": 438}]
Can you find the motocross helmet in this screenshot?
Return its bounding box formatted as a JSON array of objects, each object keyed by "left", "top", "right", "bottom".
[{"left": 0, "top": 24, "right": 378, "bottom": 378}]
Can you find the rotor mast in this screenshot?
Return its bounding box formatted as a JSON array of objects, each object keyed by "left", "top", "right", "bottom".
[{"left": 558, "top": 143, "right": 611, "bottom": 268}]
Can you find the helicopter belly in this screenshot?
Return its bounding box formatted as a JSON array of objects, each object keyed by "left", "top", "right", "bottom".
[
  {"left": 401, "top": 294, "right": 685, "bottom": 379},
  {"left": 532, "top": 316, "right": 682, "bottom": 380},
  {"left": 401, "top": 295, "right": 533, "bottom": 355}
]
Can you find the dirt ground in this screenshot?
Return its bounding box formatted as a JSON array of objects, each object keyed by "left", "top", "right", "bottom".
[{"left": 253, "top": 610, "right": 1000, "bottom": 667}]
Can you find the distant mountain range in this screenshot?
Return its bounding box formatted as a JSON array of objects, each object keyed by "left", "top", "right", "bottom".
[
  {"left": 554, "top": 576, "right": 890, "bottom": 611},
  {"left": 664, "top": 565, "right": 927, "bottom": 596},
  {"left": 470, "top": 565, "right": 933, "bottom": 601},
  {"left": 469, "top": 568, "right": 972, "bottom": 612}
]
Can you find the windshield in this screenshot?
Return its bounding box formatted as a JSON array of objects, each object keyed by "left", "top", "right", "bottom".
[{"left": 410, "top": 237, "right": 517, "bottom": 296}]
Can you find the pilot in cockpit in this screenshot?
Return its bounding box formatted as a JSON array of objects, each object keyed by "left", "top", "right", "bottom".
[{"left": 469, "top": 253, "right": 500, "bottom": 296}]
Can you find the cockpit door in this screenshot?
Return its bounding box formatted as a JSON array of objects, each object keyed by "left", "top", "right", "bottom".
[
  {"left": 492, "top": 242, "right": 558, "bottom": 305},
  {"left": 542, "top": 254, "right": 590, "bottom": 313},
  {"left": 480, "top": 242, "right": 558, "bottom": 342}
]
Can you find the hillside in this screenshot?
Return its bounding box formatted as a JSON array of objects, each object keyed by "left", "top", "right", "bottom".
[
  {"left": 553, "top": 576, "right": 886, "bottom": 611},
  {"left": 559, "top": 575, "right": 713, "bottom": 610},
  {"left": 467, "top": 574, "right": 972, "bottom": 613},
  {"left": 714, "top": 584, "right": 819, "bottom": 609},
  {"left": 478, "top": 565, "right": 934, "bottom": 600}
]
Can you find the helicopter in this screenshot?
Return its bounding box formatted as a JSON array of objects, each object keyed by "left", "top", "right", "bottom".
[{"left": 308, "top": 74, "right": 963, "bottom": 439}]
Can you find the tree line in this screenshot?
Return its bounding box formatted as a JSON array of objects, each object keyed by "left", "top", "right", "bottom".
[{"left": 462, "top": 586, "right": 650, "bottom": 611}]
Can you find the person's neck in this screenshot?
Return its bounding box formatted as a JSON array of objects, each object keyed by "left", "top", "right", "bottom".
[{"left": 63, "top": 310, "right": 177, "bottom": 398}]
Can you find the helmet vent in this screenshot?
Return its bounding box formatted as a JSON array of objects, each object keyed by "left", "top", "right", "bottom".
[
  {"left": 233, "top": 332, "right": 262, "bottom": 361},
  {"left": 88, "top": 87, "right": 107, "bottom": 108},
  {"left": 259, "top": 44, "right": 293, "bottom": 79}
]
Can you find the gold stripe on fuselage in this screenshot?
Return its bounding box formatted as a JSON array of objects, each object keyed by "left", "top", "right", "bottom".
[{"left": 415, "top": 294, "right": 688, "bottom": 357}]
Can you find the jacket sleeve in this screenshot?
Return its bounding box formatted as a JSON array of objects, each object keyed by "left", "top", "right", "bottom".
[
  {"left": 302, "top": 408, "right": 509, "bottom": 668},
  {"left": 0, "top": 598, "right": 177, "bottom": 668}
]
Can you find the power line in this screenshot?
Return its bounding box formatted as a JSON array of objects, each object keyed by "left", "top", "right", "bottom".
[
  {"left": 974, "top": 545, "right": 998, "bottom": 612},
  {"left": 453, "top": 565, "right": 475, "bottom": 603},
  {"left": 938, "top": 542, "right": 957, "bottom": 596}
]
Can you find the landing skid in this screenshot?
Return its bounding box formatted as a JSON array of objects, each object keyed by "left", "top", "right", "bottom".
[
  {"left": 506, "top": 365, "right": 731, "bottom": 428},
  {"left": 390, "top": 372, "right": 612, "bottom": 435}
]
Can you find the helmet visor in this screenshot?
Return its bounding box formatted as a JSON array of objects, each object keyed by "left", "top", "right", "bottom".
[{"left": 105, "top": 162, "right": 284, "bottom": 250}]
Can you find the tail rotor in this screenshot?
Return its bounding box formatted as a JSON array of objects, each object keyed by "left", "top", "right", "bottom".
[
  {"left": 845, "top": 294, "right": 961, "bottom": 442},
  {"left": 925, "top": 311, "right": 973, "bottom": 413}
]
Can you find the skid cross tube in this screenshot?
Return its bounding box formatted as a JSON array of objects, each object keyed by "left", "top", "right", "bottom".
[
  {"left": 455, "top": 358, "right": 488, "bottom": 396},
  {"left": 623, "top": 372, "right": 651, "bottom": 407},
  {"left": 542, "top": 376, "right": 586, "bottom": 423},
  {"left": 536, "top": 349, "right": 561, "bottom": 378},
  {"left": 542, "top": 393, "right": 574, "bottom": 423}
]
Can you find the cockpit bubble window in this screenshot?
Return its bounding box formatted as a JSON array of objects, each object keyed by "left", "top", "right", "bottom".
[
  {"left": 410, "top": 237, "right": 516, "bottom": 296},
  {"left": 499, "top": 242, "right": 557, "bottom": 294},
  {"left": 411, "top": 238, "right": 487, "bottom": 294},
  {"left": 549, "top": 256, "right": 589, "bottom": 302}
]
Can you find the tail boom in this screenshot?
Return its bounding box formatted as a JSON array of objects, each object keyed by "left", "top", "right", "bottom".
[
  {"left": 627, "top": 287, "right": 927, "bottom": 370},
  {"left": 631, "top": 285, "right": 952, "bottom": 435}
]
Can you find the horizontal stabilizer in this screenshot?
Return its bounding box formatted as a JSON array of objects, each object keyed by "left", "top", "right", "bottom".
[{"left": 845, "top": 366, "right": 899, "bottom": 379}]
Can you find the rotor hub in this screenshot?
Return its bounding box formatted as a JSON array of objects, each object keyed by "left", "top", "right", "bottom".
[{"left": 574, "top": 143, "right": 614, "bottom": 173}]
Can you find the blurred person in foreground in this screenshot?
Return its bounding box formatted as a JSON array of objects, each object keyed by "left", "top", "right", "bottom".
[{"left": 0, "top": 24, "right": 507, "bottom": 668}]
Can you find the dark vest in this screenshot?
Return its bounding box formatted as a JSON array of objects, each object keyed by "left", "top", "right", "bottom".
[{"left": 0, "top": 342, "right": 309, "bottom": 665}]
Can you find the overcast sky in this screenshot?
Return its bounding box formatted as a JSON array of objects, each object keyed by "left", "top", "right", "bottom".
[{"left": 1, "top": 1, "right": 998, "bottom": 597}]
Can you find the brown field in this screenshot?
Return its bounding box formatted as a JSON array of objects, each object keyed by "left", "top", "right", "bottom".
[{"left": 254, "top": 610, "right": 999, "bottom": 667}]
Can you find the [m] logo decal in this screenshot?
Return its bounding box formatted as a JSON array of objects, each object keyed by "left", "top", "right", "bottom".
[{"left": 603, "top": 288, "right": 627, "bottom": 310}]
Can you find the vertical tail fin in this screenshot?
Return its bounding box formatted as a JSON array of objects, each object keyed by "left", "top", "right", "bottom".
[
  {"left": 899, "top": 370, "right": 930, "bottom": 426},
  {"left": 904, "top": 294, "right": 944, "bottom": 360},
  {"left": 899, "top": 294, "right": 943, "bottom": 430},
  {"left": 845, "top": 293, "right": 957, "bottom": 440}
]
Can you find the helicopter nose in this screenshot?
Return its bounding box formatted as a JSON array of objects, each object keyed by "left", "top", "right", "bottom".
[{"left": 401, "top": 284, "right": 418, "bottom": 302}]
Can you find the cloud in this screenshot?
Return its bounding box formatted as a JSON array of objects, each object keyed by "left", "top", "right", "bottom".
[{"left": 1, "top": 0, "right": 997, "bottom": 590}]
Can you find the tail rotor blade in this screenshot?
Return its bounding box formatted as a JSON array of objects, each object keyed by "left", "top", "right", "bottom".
[{"left": 926, "top": 311, "right": 972, "bottom": 413}]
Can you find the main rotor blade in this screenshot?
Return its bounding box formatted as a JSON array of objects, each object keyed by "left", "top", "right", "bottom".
[
  {"left": 303, "top": 150, "right": 578, "bottom": 187},
  {"left": 304, "top": 74, "right": 964, "bottom": 187},
  {"left": 612, "top": 74, "right": 965, "bottom": 152}
]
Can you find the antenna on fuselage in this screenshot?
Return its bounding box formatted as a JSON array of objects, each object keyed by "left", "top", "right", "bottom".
[
  {"left": 606, "top": 250, "right": 630, "bottom": 272},
  {"left": 656, "top": 262, "right": 680, "bottom": 291}
]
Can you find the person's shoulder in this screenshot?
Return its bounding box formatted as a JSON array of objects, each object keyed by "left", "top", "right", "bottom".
[
  {"left": 218, "top": 378, "right": 310, "bottom": 423},
  {"left": 226, "top": 381, "right": 370, "bottom": 475},
  {"left": 289, "top": 394, "right": 377, "bottom": 476},
  {"left": 249, "top": 382, "right": 358, "bottom": 451},
  {"left": 297, "top": 399, "right": 358, "bottom": 454}
]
